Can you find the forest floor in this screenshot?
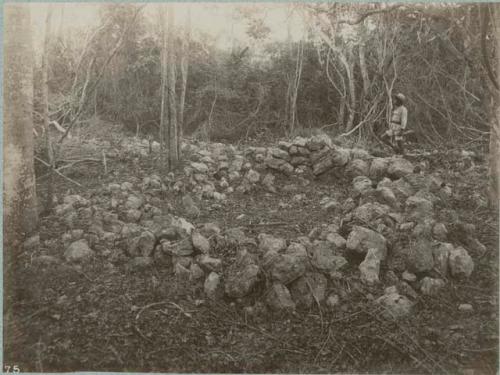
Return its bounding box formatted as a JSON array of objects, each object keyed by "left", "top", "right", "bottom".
[{"left": 4, "top": 122, "right": 499, "bottom": 374}]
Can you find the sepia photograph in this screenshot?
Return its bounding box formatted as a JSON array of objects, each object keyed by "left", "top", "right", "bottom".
[{"left": 3, "top": 2, "right": 499, "bottom": 373}]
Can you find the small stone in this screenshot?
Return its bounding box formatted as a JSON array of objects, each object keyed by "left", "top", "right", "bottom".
[
  {"left": 387, "top": 157, "right": 414, "bottom": 179},
  {"left": 258, "top": 233, "right": 287, "bottom": 253},
  {"left": 310, "top": 241, "right": 347, "bottom": 272},
  {"left": 245, "top": 169, "right": 260, "bottom": 183},
  {"left": 198, "top": 255, "right": 222, "bottom": 272},
  {"left": 405, "top": 239, "right": 435, "bottom": 273},
  {"left": 266, "top": 283, "right": 295, "bottom": 311},
  {"left": 448, "top": 246, "right": 474, "bottom": 278},
  {"left": 64, "top": 240, "right": 94, "bottom": 263},
  {"left": 405, "top": 196, "right": 434, "bottom": 222},
  {"left": 384, "top": 286, "right": 398, "bottom": 295},
  {"left": 190, "top": 263, "right": 205, "bottom": 280},
  {"left": 420, "top": 277, "right": 445, "bottom": 296},
  {"left": 128, "top": 257, "right": 153, "bottom": 271},
  {"left": 433, "top": 223, "right": 448, "bottom": 241},
  {"left": 23, "top": 235, "right": 40, "bottom": 251},
  {"left": 458, "top": 304, "right": 473, "bottom": 312},
  {"left": 347, "top": 226, "right": 387, "bottom": 259},
  {"left": 326, "top": 294, "right": 340, "bottom": 309},
  {"left": 192, "top": 231, "right": 211, "bottom": 254},
  {"left": 359, "top": 248, "right": 382, "bottom": 285},
  {"left": 204, "top": 272, "right": 221, "bottom": 299},
  {"left": 325, "top": 233, "right": 346, "bottom": 249},
  {"left": 376, "top": 292, "right": 413, "bottom": 318},
  {"left": 402, "top": 270, "right": 417, "bottom": 283}
]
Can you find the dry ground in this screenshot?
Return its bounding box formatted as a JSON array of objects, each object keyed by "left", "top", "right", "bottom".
[{"left": 4, "top": 129, "right": 499, "bottom": 374}]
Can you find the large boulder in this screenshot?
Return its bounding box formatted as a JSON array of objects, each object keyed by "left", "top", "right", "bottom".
[
  {"left": 346, "top": 226, "right": 387, "bottom": 259},
  {"left": 448, "top": 246, "right": 474, "bottom": 278}
]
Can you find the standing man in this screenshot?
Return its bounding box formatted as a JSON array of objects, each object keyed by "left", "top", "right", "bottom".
[{"left": 382, "top": 93, "right": 408, "bottom": 154}]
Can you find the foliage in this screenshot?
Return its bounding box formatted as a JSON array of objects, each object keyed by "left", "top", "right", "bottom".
[{"left": 38, "top": 3, "right": 493, "bottom": 146}]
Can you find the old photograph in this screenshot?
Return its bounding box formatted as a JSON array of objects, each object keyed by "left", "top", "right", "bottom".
[{"left": 3, "top": 2, "right": 499, "bottom": 373}]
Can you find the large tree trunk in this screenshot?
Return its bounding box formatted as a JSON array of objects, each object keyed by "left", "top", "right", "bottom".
[
  {"left": 3, "top": 3, "right": 38, "bottom": 288},
  {"left": 488, "top": 3, "right": 500, "bottom": 209},
  {"left": 166, "top": 4, "right": 179, "bottom": 168},
  {"left": 178, "top": 6, "right": 191, "bottom": 152}
]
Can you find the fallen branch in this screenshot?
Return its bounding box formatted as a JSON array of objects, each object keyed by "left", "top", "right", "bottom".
[
  {"left": 34, "top": 156, "right": 82, "bottom": 187},
  {"left": 246, "top": 222, "right": 290, "bottom": 227}
]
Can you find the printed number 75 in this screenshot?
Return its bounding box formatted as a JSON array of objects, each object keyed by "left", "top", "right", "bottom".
[{"left": 4, "top": 365, "right": 20, "bottom": 373}]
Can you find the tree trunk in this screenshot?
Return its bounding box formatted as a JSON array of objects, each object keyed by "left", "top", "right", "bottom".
[
  {"left": 42, "top": 6, "right": 54, "bottom": 213},
  {"left": 289, "top": 40, "right": 304, "bottom": 134},
  {"left": 488, "top": 3, "right": 500, "bottom": 209},
  {"left": 359, "top": 43, "right": 370, "bottom": 98},
  {"left": 345, "top": 49, "right": 356, "bottom": 132},
  {"left": 166, "top": 4, "right": 179, "bottom": 169},
  {"left": 178, "top": 6, "right": 191, "bottom": 152},
  {"left": 159, "top": 4, "right": 167, "bottom": 168},
  {"left": 3, "top": 3, "right": 38, "bottom": 283}
]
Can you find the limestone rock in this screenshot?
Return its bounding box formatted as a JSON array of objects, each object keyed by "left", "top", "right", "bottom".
[
  {"left": 64, "top": 240, "right": 94, "bottom": 263},
  {"left": 352, "top": 176, "right": 373, "bottom": 198},
  {"left": 204, "top": 272, "right": 221, "bottom": 299},
  {"left": 289, "top": 272, "right": 327, "bottom": 308},
  {"left": 128, "top": 256, "right": 154, "bottom": 271},
  {"left": 405, "top": 239, "right": 435, "bottom": 273},
  {"left": 405, "top": 196, "right": 434, "bottom": 222},
  {"left": 345, "top": 159, "right": 369, "bottom": 179},
  {"left": 258, "top": 233, "right": 287, "bottom": 253},
  {"left": 433, "top": 242, "right": 453, "bottom": 276},
  {"left": 369, "top": 158, "right": 390, "bottom": 180},
  {"left": 420, "top": 277, "right": 445, "bottom": 295},
  {"left": 198, "top": 255, "right": 223, "bottom": 272},
  {"left": 245, "top": 169, "right": 261, "bottom": 184},
  {"left": 309, "top": 241, "right": 347, "bottom": 272},
  {"left": 387, "top": 158, "right": 414, "bottom": 179},
  {"left": 359, "top": 248, "right": 381, "bottom": 284},
  {"left": 448, "top": 246, "right": 474, "bottom": 278},
  {"left": 353, "top": 202, "right": 391, "bottom": 223},
  {"left": 346, "top": 226, "right": 387, "bottom": 259},
  {"left": 266, "top": 283, "right": 296, "bottom": 311},
  {"left": 376, "top": 292, "right": 413, "bottom": 318},
  {"left": 192, "top": 230, "right": 211, "bottom": 254},
  {"left": 225, "top": 251, "right": 260, "bottom": 298},
  {"left": 269, "top": 253, "right": 307, "bottom": 285}
]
